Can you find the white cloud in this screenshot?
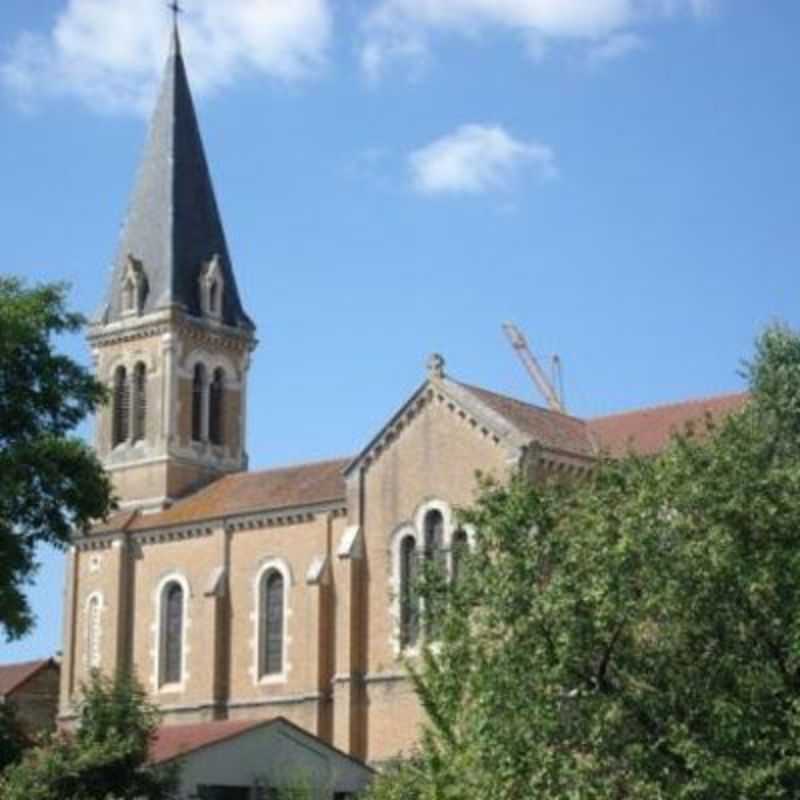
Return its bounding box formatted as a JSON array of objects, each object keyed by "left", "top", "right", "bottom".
[
  {"left": 588, "top": 31, "right": 646, "bottom": 65},
  {"left": 362, "top": 0, "right": 716, "bottom": 80},
  {"left": 409, "top": 124, "right": 556, "bottom": 195},
  {"left": 1, "top": 0, "right": 331, "bottom": 114}
]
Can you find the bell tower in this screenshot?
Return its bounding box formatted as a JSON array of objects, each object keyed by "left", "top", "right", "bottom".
[{"left": 89, "top": 25, "right": 256, "bottom": 512}]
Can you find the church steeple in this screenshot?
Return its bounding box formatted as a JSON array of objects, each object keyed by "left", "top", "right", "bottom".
[
  {"left": 98, "top": 24, "right": 253, "bottom": 331},
  {"left": 89, "top": 24, "right": 256, "bottom": 511}
]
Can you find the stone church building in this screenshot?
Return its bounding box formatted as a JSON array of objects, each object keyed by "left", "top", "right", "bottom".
[{"left": 58, "top": 28, "right": 745, "bottom": 765}]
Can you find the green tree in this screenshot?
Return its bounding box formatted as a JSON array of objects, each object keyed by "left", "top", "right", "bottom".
[
  {"left": 0, "top": 278, "right": 114, "bottom": 640},
  {"left": 0, "top": 701, "right": 28, "bottom": 773},
  {"left": 0, "top": 671, "right": 178, "bottom": 799},
  {"left": 368, "top": 325, "right": 800, "bottom": 800}
]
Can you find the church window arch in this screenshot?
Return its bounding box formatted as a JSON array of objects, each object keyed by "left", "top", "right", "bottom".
[
  {"left": 422, "top": 509, "right": 446, "bottom": 637},
  {"left": 260, "top": 570, "right": 285, "bottom": 677},
  {"left": 192, "top": 363, "right": 206, "bottom": 442},
  {"left": 209, "top": 368, "right": 225, "bottom": 446},
  {"left": 112, "top": 365, "right": 130, "bottom": 446},
  {"left": 399, "top": 533, "right": 420, "bottom": 650},
  {"left": 132, "top": 362, "right": 147, "bottom": 443},
  {"left": 254, "top": 559, "right": 290, "bottom": 683},
  {"left": 159, "top": 580, "right": 185, "bottom": 686}
]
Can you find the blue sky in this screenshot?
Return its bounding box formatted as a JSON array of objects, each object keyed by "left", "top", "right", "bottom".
[{"left": 1, "top": 0, "right": 798, "bottom": 662}]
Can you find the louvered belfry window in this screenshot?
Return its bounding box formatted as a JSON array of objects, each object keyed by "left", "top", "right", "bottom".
[
  {"left": 400, "top": 535, "right": 419, "bottom": 649},
  {"left": 132, "top": 362, "right": 147, "bottom": 443},
  {"left": 112, "top": 366, "right": 130, "bottom": 446},
  {"left": 192, "top": 364, "right": 205, "bottom": 442},
  {"left": 261, "top": 571, "right": 284, "bottom": 676},
  {"left": 162, "top": 582, "right": 184, "bottom": 685},
  {"left": 209, "top": 368, "right": 225, "bottom": 446}
]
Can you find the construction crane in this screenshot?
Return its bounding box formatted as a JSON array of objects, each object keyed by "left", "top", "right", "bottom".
[{"left": 502, "top": 322, "right": 566, "bottom": 414}]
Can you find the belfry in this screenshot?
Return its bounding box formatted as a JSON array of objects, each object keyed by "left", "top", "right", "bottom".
[{"left": 90, "top": 26, "right": 256, "bottom": 512}]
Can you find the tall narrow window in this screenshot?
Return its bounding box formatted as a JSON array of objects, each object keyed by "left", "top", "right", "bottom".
[
  {"left": 132, "top": 362, "right": 147, "bottom": 443},
  {"left": 260, "top": 571, "right": 284, "bottom": 677},
  {"left": 161, "top": 582, "right": 184, "bottom": 685},
  {"left": 399, "top": 535, "right": 419, "bottom": 649},
  {"left": 209, "top": 281, "right": 219, "bottom": 314},
  {"left": 209, "top": 368, "right": 225, "bottom": 446},
  {"left": 452, "top": 529, "right": 469, "bottom": 585},
  {"left": 192, "top": 364, "right": 206, "bottom": 442},
  {"left": 86, "top": 594, "right": 102, "bottom": 669},
  {"left": 423, "top": 510, "right": 445, "bottom": 566},
  {"left": 112, "top": 366, "right": 130, "bottom": 446},
  {"left": 423, "top": 510, "right": 445, "bottom": 636}
]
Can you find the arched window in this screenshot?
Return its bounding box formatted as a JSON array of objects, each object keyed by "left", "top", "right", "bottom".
[
  {"left": 209, "top": 368, "right": 225, "bottom": 446},
  {"left": 192, "top": 364, "right": 206, "bottom": 442},
  {"left": 423, "top": 510, "right": 445, "bottom": 567},
  {"left": 161, "top": 582, "right": 184, "bottom": 685},
  {"left": 112, "top": 366, "right": 130, "bottom": 446},
  {"left": 452, "top": 529, "right": 469, "bottom": 585},
  {"left": 399, "top": 535, "right": 419, "bottom": 649},
  {"left": 132, "top": 362, "right": 147, "bottom": 443},
  {"left": 423, "top": 510, "right": 446, "bottom": 636},
  {"left": 86, "top": 594, "right": 102, "bottom": 669},
  {"left": 260, "top": 570, "right": 284, "bottom": 677}
]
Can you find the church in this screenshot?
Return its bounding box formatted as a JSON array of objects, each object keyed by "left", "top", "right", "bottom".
[{"left": 57, "top": 26, "right": 746, "bottom": 765}]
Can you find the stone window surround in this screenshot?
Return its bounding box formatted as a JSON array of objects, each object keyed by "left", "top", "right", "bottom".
[
  {"left": 152, "top": 571, "right": 192, "bottom": 694},
  {"left": 251, "top": 557, "right": 293, "bottom": 687},
  {"left": 389, "top": 498, "right": 475, "bottom": 657}
]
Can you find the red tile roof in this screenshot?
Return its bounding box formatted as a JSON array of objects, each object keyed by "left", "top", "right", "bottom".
[
  {"left": 587, "top": 392, "right": 748, "bottom": 457},
  {"left": 0, "top": 659, "right": 55, "bottom": 697},
  {"left": 96, "top": 457, "right": 349, "bottom": 533},
  {"left": 458, "top": 382, "right": 595, "bottom": 457},
  {"left": 150, "top": 719, "right": 271, "bottom": 764}
]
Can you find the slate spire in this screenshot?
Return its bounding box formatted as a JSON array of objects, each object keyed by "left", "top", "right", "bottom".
[{"left": 99, "top": 24, "right": 253, "bottom": 330}]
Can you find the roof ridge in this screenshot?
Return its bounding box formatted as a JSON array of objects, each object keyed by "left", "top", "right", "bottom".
[
  {"left": 455, "top": 380, "right": 588, "bottom": 424},
  {"left": 589, "top": 390, "right": 748, "bottom": 422},
  {"left": 243, "top": 455, "right": 353, "bottom": 475}
]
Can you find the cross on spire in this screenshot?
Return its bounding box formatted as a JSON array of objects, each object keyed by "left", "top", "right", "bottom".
[{"left": 167, "top": 1, "right": 182, "bottom": 26}]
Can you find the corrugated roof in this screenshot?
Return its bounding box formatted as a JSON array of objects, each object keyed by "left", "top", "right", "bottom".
[
  {"left": 111, "top": 457, "right": 349, "bottom": 532},
  {"left": 95, "top": 27, "right": 252, "bottom": 331},
  {"left": 0, "top": 659, "right": 55, "bottom": 697},
  {"left": 456, "top": 382, "right": 595, "bottom": 457},
  {"left": 588, "top": 392, "right": 748, "bottom": 457},
  {"left": 150, "top": 719, "right": 269, "bottom": 764}
]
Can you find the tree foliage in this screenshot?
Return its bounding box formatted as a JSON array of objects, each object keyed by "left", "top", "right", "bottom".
[
  {"left": 0, "top": 702, "right": 28, "bottom": 773},
  {"left": 0, "top": 671, "right": 177, "bottom": 799},
  {"left": 0, "top": 278, "right": 114, "bottom": 639},
  {"left": 367, "top": 326, "right": 800, "bottom": 800}
]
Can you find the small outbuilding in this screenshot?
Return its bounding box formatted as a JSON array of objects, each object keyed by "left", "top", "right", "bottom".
[
  {"left": 0, "top": 658, "right": 60, "bottom": 738},
  {"left": 150, "top": 717, "right": 374, "bottom": 799}
]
